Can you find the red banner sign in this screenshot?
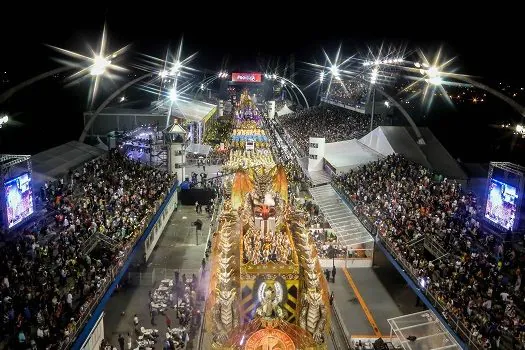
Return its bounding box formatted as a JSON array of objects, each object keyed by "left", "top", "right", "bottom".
[{"left": 232, "top": 72, "right": 262, "bottom": 83}]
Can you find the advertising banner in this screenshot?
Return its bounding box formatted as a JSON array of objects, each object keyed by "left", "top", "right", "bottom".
[{"left": 232, "top": 73, "right": 262, "bottom": 83}]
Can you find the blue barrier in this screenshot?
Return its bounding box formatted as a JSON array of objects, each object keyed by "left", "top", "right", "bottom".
[
  {"left": 375, "top": 240, "right": 467, "bottom": 349},
  {"left": 71, "top": 182, "right": 179, "bottom": 350},
  {"left": 332, "top": 185, "right": 468, "bottom": 349}
]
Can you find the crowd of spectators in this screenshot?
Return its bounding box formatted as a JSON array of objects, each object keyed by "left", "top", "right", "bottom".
[
  {"left": 277, "top": 105, "right": 386, "bottom": 153},
  {"left": 334, "top": 154, "right": 525, "bottom": 349},
  {"left": 324, "top": 80, "right": 369, "bottom": 107},
  {"left": 0, "top": 150, "right": 175, "bottom": 349}
]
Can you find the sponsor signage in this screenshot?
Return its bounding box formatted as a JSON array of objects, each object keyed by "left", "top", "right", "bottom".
[{"left": 232, "top": 72, "right": 262, "bottom": 83}]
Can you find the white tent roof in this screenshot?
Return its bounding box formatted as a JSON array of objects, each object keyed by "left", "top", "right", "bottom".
[
  {"left": 277, "top": 104, "right": 294, "bottom": 116},
  {"left": 31, "top": 141, "right": 106, "bottom": 178},
  {"left": 360, "top": 126, "right": 431, "bottom": 168},
  {"left": 388, "top": 310, "right": 462, "bottom": 350},
  {"left": 360, "top": 126, "right": 467, "bottom": 180},
  {"left": 324, "top": 139, "right": 383, "bottom": 173},
  {"left": 171, "top": 100, "right": 216, "bottom": 122}
]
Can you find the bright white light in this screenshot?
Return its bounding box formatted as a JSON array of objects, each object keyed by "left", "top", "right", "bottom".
[
  {"left": 169, "top": 88, "right": 177, "bottom": 101},
  {"left": 414, "top": 62, "right": 421, "bottom": 68},
  {"left": 517, "top": 124, "right": 524, "bottom": 133},
  {"left": 330, "top": 65, "right": 339, "bottom": 77},
  {"left": 319, "top": 71, "right": 324, "bottom": 82},
  {"left": 428, "top": 76, "right": 443, "bottom": 85},
  {"left": 0, "top": 115, "right": 8, "bottom": 123},
  {"left": 370, "top": 67, "right": 379, "bottom": 84},
  {"left": 272, "top": 74, "right": 277, "bottom": 80},
  {"left": 425, "top": 66, "right": 442, "bottom": 85},
  {"left": 119, "top": 96, "right": 126, "bottom": 102},
  {"left": 90, "top": 55, "right": 110, "bottom": 76},
  {"left": 170, "top": 61, "right": 181, "bottom": 75},
  {"left": 200, "top": 83, "right": 205, "bottom": 90},
  {"left": 159, "top": 70, "right": 169, "bottom": 78},
  {"left": 427, "top": 66, "right": 439, "bottom": 78},
  {"left": 384, "top": 101, "right": 390, "bottom": 108},
  {"left": 280, "top": 79, "right": 285, "bottom": 86}
]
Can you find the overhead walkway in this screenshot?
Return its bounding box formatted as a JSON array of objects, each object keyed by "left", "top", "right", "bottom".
[{"left": 309, "top": 184, "right": 373, "bottom": 246}]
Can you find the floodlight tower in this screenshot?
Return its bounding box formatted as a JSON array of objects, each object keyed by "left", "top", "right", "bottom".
[{"left": 369, "top": 67, "right": 379, "bottom": 132}]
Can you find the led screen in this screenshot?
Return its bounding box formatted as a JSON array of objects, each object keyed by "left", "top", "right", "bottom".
[
  {"left": 485, "top": 178, "right": 518, "bottom": 230},
  {"left": 4, "top": 172, "right": 34, "bottom": 229}
]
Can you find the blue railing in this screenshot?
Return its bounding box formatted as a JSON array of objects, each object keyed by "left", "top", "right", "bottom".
[
  {"left": 70, "top": 181, "right": 179, "bottom": 350},
  {"left": 331, "top": 184, "right": 470, "bottom": 349}
]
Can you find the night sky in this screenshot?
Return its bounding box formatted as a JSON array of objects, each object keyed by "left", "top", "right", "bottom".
[{"left": 1, "top": 6, "right": 524, "bottom": 163}]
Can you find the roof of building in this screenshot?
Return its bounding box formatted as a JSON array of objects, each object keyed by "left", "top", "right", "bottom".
[
  {"left": 360, "top": 126, "right": 468, "bottom": 180},
  {"left": 323, "top": 139, "right": 383, "bottom": 173},
  {"left": 31, "top": 141, "right": 106, "bottom": 179}
]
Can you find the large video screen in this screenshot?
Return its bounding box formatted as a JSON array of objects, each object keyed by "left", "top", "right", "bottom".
[
  {"left": 4, "top": 172, "right": 34, "bottom": 229},
  {"left": 485, "top": 178, "right": 518, "bottom": 230},
  {"left": 232, "top": 73, "right": 262, "bottom": 83}
]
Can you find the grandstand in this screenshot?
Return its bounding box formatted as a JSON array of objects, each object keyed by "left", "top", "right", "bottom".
[{"left": 0, "top": 146, "right": 178, "bottom": 349}]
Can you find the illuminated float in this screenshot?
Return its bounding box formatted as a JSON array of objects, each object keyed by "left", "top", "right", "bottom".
[{"left": 205, "top": 112, "right": 330, "bottom": 349}]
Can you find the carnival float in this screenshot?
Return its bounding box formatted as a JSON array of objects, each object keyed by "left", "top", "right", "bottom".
[{"left": 204, "top": 92, "right": 329, "bottom": 350}]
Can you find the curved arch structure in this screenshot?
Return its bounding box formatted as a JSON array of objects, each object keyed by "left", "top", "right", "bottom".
[
  {"left": 451, "top": 74, "right": 525, "bottom": 117},
  {"left": 340, "top": 75, "right": 425, "bottom": 144},
  {"left": 79, "top": 73, "right": 154, "bottom": 143},
  {"left": 0, "top": 66, "right": 71, "bottom": 104},
  {"left": 373, "top": 86, "right": 425, "bottom": 144},
  {"left": 283, "top": 85, "right": 301, "bottom": 108},
  {"left": 279, "top": 76, "right": 310, "bottom": 109}
]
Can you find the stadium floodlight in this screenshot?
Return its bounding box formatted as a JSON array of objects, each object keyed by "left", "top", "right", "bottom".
[
  {"left": 414, "top": 62, "right": 421, "bottom": 68},
  {"left": 170, "top": 61, "right": 181, "bottom": 75},
  {"left": 159, "top": 70, "right": 169, "bottom": 78},
  {"left": 119, "top": 96, "right": 126, "bottom": 102},
  {"left": 384, "top": 101, "right": 390, "bottom": 108},
  {"left": 370, "top": 67, "right": 379, "bottom": 84},
  {"left": 200, "top": 83, "right": 205, "bottom": 90},
  {"left": 90, "top": 55, "right": 111, "bottom": 76},
  {"left": 330, "top": 65, "right": 339, "bottom": 77},
  {"left": 169, "top": 87, "right": 177, "bottom": 101},
  {"left": 272, "top": 74, "right": 277, "bottom": 80},
  {"left": 319, "top": 71, "right": 325, "bottom": 82},
  {"left": 425, "top": 66, "right": 442, "bottom": 85},
  {"left": 0, "top": 114, "right": 8, "bottom": 127},
  {"left": 517, "top": 124, "right": 524, "bottom": 133}
]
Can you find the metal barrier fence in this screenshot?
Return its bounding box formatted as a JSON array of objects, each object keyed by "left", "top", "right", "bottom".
[
  {"left": 62, "top": 182, "right": 179, "bottom": 350},
  {"left": 331, "top": 184, "right": 484, "bottom": 350}
]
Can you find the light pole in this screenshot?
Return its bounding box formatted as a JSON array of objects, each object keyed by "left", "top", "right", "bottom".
[{"left": 369, "top": 67, "right": 378, "bottom": 132}]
